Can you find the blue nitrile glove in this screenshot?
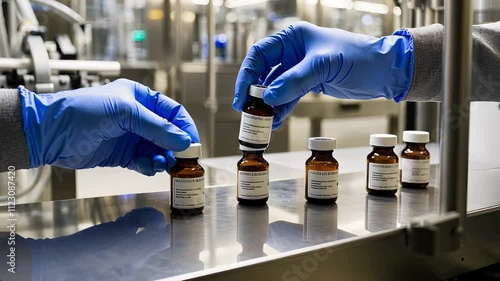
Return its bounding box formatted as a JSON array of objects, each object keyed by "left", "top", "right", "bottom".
[
  {"left": 27, "top": 207, "right": 170, "bottom": 281},
  {"left": 233, "top": 21, "right": 414, "bottom": 129},
  {"left": 19, "top": 79, "right": 199, "bottom": 176}
]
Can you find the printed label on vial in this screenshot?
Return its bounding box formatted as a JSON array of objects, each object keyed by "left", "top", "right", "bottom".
[
  {"left": 307, "top": 170, "right": 338, "bottom": 199},
  {"left": 368, "top": 163, "right": 399, "bottom": 190},
  {"left": 401, "top": 159, "right": 430, "bottom": 183},
  {"left": 238, "top": 171, "right": 269, "bottom": 200},
  {"left": 238, "top": 112, "right": 273, "bottom": 145},
  {"left": 172, "top": 176, "right": 205, "bottom": 209}
]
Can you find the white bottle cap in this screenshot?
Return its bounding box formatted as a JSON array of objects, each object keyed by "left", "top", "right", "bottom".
[
  {"left": 308, "top": 137, "right": 336, "bottom": 151},
  {"left": 239, "top": 144, "right": 266, "bottom": 151},
  {"left": 370, "top": 134, "right": 397, "bottom": 147},
  {"left": 173, "top": 143, "right": 202, "bottom": 158},
  {"left": 249, "top": 84, "right": 266, "bottom": 99},
  {"left": 403, "top": 131, "right": 429, "bottom": 143}
]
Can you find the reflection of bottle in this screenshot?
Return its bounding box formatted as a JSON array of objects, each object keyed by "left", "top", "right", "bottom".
[
  {"left": 237, "top": 204, "right": 269, "bottom": 261},
  {"left": 365, "top": 195, "right": 398, "bottom": 232},
  {"left": 170, "top": 213, "right": 205, "bottom": 272},
  {"left": 303, "top": 202, "right": 338, "bottom": 243},
  {"left": 399, "top": 188, "right": 437, "bottom": 226}
]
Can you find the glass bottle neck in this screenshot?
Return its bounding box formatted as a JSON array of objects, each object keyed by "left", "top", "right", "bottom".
[
  {"left": 372, "top": 146, "right": 395, "bottom": 153},
  {"left": 176, "top": 158, "right": 199, "bottom": 165},
  {"left": 242, "top": 151, "right": 264, "bottom": 158},
  {"left": 405, "top": 142, "right": 427, "bottom": 150},
  {"left": 311, "top": 150, "right": 334, "bottom": 157}
]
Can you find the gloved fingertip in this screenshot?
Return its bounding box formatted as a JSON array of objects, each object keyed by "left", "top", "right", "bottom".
[
  {"left": 173, "top": 134, "right": 191, "bottom": 151},
  {"left": 232, "top": 97, "right": 243, "bottom": 111},
  {"left": 153, "top": 155, "right": 167, "bottom": 172},
  {"left": 263, "top": 90, "right": 281, "bottom": 106},
  {"left": 272, "top": 122, "right": 281, "bottom": 130},
  {"left": 165, "top": 151, "right": 176, "bottom": 173},
  {"left": 136, "top": 157, "right": 156, "bottom": 176}
]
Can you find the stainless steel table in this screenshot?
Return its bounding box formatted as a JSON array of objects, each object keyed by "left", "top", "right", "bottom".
[{"left": 1, "top": 165, "right": 499, "bottom": 280}]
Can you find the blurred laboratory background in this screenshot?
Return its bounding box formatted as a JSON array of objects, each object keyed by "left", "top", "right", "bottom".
[{"left": 0, "top": 0, "right": 499, "bottom": 202}]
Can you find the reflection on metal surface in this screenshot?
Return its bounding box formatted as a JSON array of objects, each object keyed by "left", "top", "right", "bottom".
[
  {"left": 399, "top": 187, "right": 439, "bottom": 226},
  {"left": 237, "top": 204, "right": 269, "bottom": 261},
  {"left": 1, "top": 168, "right": 499, "bottom": 280},
  {"left": 365, "top": 194, "right": 398, "bottom": 232}
]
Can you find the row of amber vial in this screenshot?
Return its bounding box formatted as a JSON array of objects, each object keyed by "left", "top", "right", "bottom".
[{"left": 367, "top": 131, "right": 431, "bottom": 196}]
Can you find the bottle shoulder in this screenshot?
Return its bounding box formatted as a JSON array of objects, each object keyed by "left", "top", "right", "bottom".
[
  {"left": 170, "top": 163, "right": 205, "bottom": 174},
  {"left": 238, "top": 158, "right": 269, "bottom": 168},
  {"left": 306, "top": 155, "right": 338, "bottom": 165},
  {"left": 367, "top": 150, "right": 398, "bottom": 162},
  {"left": 243, "top": 99, "right": 273, "bottom": 116},
  {"left": 401, "top": 145, "right": 430, "bottom": 158}
]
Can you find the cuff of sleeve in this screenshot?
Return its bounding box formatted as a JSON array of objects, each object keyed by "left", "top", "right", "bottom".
[
  {"left": 392, "top": 28, "right": 414, "bottom": 103},
  {"left": 0, "top": 89, "right": 30, "bottom": 171},
  {"left": 405, "top": 24, "right": 444, "bottom": 102},
  {"left": 18, "top": 86, "right": 43, "bottom": 168}
]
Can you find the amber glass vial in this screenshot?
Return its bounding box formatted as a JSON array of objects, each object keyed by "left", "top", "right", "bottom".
[
  {"left": 237, "top": 145, "right": 269, "bottom": 205},
  {"left": 401, "top": 131, "right": 430, "bottom": 188},
  {"left": 238, "top": 85, "right": 274, "bottom": 149},
  {"left": 170, "top": 143, "right": 205, "bottom": 215},
  {"left": 366, "top": 134, "right": 399, "bottom": 196},
  {"left": 305, "top": 137, "right": 339, "bottom": 204}
]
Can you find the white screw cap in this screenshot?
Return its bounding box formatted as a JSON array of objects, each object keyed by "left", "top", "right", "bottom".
[
  {"left": 249, "top": 84, "right": 266, "bottom": 99},
  {"left": 370, "top": 134, "right": 397, "bottom": 147},
  {"left": 308, "top": 137, "right": 336, "bottom": 151},
  {"left": 173, "top": 143, "right": 202, "bottom": 158},
  {"left": 403, "top": 131, "right": 429, "bottom": 143}
]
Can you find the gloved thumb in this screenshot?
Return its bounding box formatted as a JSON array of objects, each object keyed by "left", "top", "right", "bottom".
[
  {"left": 263, "top": 57, "right": 320, "bottom": 106},
  {"left": 124, "top": 101, "right": 191, "bottom": 152}
]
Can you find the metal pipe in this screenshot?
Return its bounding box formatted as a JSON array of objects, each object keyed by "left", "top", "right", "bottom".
[
  {"left": 439, "top": 0, "right": 473, "bottom": 238},
  {"left": 29, "top": 0, "right": 86, "bottom": 25},
  {"left": 0, "top": 3, "right": 10, "bottom": 57},
  {"left": 15, "top": 0, "right": 39, "bottom": 26},
  {"left": 205, "top": 0, "right": 217, "bottom": 157},
  {"left": 0, "top": 58, "right": 121, "bottom": 76}
]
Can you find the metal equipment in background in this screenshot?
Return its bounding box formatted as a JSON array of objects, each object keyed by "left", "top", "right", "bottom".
[{"left": 0, "top": 0, "right": 120, "bottom": 204}]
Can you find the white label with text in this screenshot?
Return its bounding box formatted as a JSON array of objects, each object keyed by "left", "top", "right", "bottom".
[
  {"left": 238, "top": 171, "right": 269, "bottom": 200},
  {"left": 307, "top": 170, "right": 338, "bottom": 199},
  {"left": 401, "top": 159, "right": 430, "bottom": 183},
  {"left": 172, "top": 176, "right": 205, "bottom": 209},
  {"left": 368, "top": 163, "right": 399, "bottom": 190},
  {"left": 238, "top": 112, "right": 273, "bottom": 145}
]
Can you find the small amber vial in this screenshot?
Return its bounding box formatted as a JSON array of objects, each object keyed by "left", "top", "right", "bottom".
[
  {"left": 305, "top": 137, "right": 339, "bottom": 204},
  {"left": 237, "top": 145, "right": 269, "bottom": 205},
  {"left": 238, "top": 85, "right": 274, "bottom": 149},
  {"left": 366, "top": 134, "right": 399, "bottom": 196},
  {"left": 401, "top": 131, "right": 430, "bottom": 188},
  {"left": 170, "top": 143, "right": 205, "bottom": 215}
]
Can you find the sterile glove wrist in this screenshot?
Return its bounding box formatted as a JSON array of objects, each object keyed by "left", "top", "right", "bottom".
[
  {"left": 233, "top": 22, "right": 414, "bottom": 129},
  {"left": 18, "top": 79, "right": 200, "bottom": 176}
]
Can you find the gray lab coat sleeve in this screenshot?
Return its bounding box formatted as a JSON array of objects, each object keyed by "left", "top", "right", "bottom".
[
  {"left": 405, "top": 22, "right": 500, "bottom": 102},
  {"left": 0, "top": 89, "right": 30, "bottom": 172}
]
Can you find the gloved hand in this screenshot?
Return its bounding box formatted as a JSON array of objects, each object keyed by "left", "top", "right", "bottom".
[
  {"left": 233, "top": 21, "right": 414, "bottom": 129},
  {"left": 20, "top": 79, "right": 199, "bottom": 176},
  {"left": 27, "top": 207, "right": 170, "bottom": 281}
]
